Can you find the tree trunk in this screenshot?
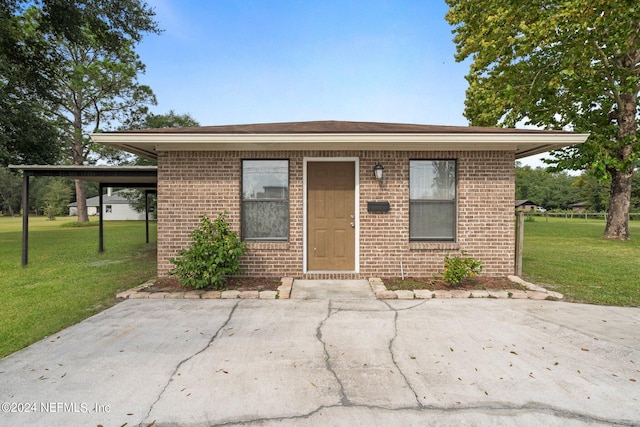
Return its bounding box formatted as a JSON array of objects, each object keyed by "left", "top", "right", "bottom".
[
  {"left": 604, "top": 169, "right": 632, "bottom": 240},
  {"left": 603, "top": 91, "right": 636, "bottom": 240},
  {"left": 75, "top": 179, "right": 89, "bottom": 222},
  {"left": 71, "top": 105, "right": 90, "bottom": 223},
  {"left": 72, "top": 139, "right": 89, "bottom": 223}
]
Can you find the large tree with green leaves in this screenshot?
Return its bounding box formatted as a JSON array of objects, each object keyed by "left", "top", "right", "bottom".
[
  {"left": 1, "top": 1, "right": 61, "bottom": 166},
  {"left": 1, "top": 0, "right": 160, "bottom": 167},
  {"left": 2, "top": 0, "right": 160, "bottom": 221},
  {"left": 446, "top": 0, "right": 640, "bottom": 239},
  {"left": 24, "top": 0, "right": 158, "bottom": 222},
  {"left": 49, "top": 20, "right": 158, "bottom": 222}
]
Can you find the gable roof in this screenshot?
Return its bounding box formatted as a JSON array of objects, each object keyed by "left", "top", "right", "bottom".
[
  {"left": 515, "top": 200, "right": 538, "bottom": 207},
  {"left": 91, "top": 120, "right": 588, "bottom": 160}
]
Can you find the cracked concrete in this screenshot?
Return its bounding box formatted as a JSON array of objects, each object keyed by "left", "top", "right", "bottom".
[
  {"left": 0, "top": 298, "right": 638, "bottom": 426},
  {"left": 143, "top": 300, "right": 241, "bottom": 421}
]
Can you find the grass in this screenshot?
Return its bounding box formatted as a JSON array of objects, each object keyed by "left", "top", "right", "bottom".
[
  {"left": 0, "top": 216, "right": 156, "bottom": 359},
  {"left": 522, "top": 217, "right": 640, "bottom": 306},
  {"left": 1, "top": 214, "right": 638, "bottom": 358}
]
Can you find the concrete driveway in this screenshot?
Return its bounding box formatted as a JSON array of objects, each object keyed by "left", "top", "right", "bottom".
[{"left": 0, "top": 298, "right": 638, "bottom": 426}]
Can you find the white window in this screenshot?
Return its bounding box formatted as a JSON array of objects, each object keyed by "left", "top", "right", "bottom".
[
  {"left": 242, "top": 160, "right": 289, "bottom": 241},
  {"left": 409, "top": 160, "right": 456, "bottom": 241},
  {"left": 105, "top": 205, "right": 112, "bottom": 213}
]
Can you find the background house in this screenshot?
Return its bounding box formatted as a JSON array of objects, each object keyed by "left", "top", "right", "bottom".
[
  {"left": 515, "top": 199, "right": 540, "bottom": 212},
  {"left": 569, "top": 202, "right": 587, "bottom": 212},
  {"left": 68, "top": 189, "right": 146, "bottom": 220}
]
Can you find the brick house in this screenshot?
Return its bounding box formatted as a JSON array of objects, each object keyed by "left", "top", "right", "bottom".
[{"left": 92, "top": 121, "right": 586, "bottom": 279}]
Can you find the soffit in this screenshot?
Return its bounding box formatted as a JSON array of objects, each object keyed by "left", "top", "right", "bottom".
[{"left": 89, "top": 120, "right": 589, "bottom": 161}]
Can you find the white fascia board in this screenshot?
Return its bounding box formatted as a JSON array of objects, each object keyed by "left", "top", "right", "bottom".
[{"left": 91, "top": 132, "right": 589, "bottom": 156}]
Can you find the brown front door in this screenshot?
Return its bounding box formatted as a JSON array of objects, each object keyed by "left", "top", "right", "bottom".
[{"left": 307, "top": 161, "right": 356, "bottom": 271}]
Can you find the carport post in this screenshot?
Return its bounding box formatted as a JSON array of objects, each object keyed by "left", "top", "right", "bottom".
[
  {"left": 21, "top": 172, "right": 29, "bottom": 266},
  {"left": 145, "top": 190, "right": 150, "bottom": 244},
  {"left": 98, "top": 183, "right": 104, "bottom": 253},
  {"left": 515, "top": 211, "right": 524, "bottom": 276}
]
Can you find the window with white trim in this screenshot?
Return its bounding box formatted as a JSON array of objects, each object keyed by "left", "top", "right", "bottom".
[
  {"left": 241, "top": 160, "right": 289, "bottom": 241},
  {"left": 409, "top": 160, "right": 456, "bottom": 241}
]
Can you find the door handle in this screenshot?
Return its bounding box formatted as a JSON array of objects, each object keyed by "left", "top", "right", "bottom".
[{"left": 350, "top": 222, "right": 355, "bottom": 228}]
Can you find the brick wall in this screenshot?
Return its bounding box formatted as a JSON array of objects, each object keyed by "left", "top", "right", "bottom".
[{"left": 157, "top": 150, "right": 515, "bottom": 278}]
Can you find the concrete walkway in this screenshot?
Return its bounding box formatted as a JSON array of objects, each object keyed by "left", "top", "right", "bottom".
[
  {"left": 290, "top": 279, "right": 375, "bottom": 299},
  {"left": 0, "top": 299, "right": 638, "bottom": 426}
]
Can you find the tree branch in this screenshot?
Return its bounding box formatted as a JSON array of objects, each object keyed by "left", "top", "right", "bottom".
[{"left": 593, "top": 40, "right": 623, "bottom": 107}]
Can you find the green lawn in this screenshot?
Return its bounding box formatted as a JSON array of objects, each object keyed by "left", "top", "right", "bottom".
[
  {"left": 1, "top": 215, "right": 638, "bottom": 359},
  {"left": 0, "top": 216, "right": 156, "bottom": 358},
  {"left": 522, "top": 217, "right": 640, "bottom": 306}
]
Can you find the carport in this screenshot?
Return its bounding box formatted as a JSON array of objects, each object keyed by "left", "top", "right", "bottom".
[{"left": 8, "top": 165, "right": 157, "bottom": 266}]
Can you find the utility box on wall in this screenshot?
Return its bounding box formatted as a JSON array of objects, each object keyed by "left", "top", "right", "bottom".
[{"left": 367, "top": 201, "right": 390, "bottom": 213}]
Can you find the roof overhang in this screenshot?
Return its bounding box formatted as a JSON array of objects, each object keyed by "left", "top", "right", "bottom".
[
  {"left": 91, "top": 132, "right": 588, "bottom": 160},
  {"left": 8, "top": 165, "right": 157, "bottom": 187}
]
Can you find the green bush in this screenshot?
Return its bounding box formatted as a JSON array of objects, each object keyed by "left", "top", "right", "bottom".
[
  {"left": 43, "top": 203, "right": 57, "bottom": 220},
  {"left": 442, "top": 252, "right": 484, "bottom": 286},
  {"left": 169, "top": 212, "right": 247, "bottom": 290}
]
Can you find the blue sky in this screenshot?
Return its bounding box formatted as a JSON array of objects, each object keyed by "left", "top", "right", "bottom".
[{"left": 136, "top": 0, "right": 546, "bottom": 166}]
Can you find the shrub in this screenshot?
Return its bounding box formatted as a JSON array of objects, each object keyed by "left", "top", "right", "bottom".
[
  {"left": 169, "top": 212, "right": 247, "bottom": 290},
  {"left": 442, "top": 252, "right": 483, "bottom": 286},
  {"left": 43, "top": 203, "right": 57, "bottom": 220}
]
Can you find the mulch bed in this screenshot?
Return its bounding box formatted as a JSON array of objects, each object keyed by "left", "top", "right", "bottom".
[
  {"left": 381, "top": 276, "right": 523, "bottom": 291},
  {"left": 144, "top": 276, "right": 281, "bottom": 293},
  {"left": 144, "top": 276, "right": 522, "bottom": 293}
]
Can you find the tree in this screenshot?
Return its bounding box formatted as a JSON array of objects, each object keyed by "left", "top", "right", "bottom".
[
  {"left": 633, "top": 168, "right": 640, "bottom": 211},
  {"left": 515, "top": 163, "right": 579, "bottom": 210},
  {"left": 572, "top": 173, "right": 611, "bottom": 212},
  {"left": 0, "top": 2, "right": 61, "bottom": 166},
  {"left": 42, "top": 178, "right": 73, "bottom": 219},
  {"left": 52, "top": 27, "right": 156, "bottom": 222},
  {"left": 0, "top": 167, "right": 22, "bottom": 216},
  {"left": 446, "top": 1, "right": 640, "bottom": 239},
  {"left": 18, "top": 3, "right": 161, "bottom": 223},
  {"left": 119, "top": 111, "right": 200, "bottom": 214},
  {"left": 1, "top": 0, "right": 160, "bottom": 167},
  {"left": 122, "top": 110, "right": 200, "bottom": 131}
]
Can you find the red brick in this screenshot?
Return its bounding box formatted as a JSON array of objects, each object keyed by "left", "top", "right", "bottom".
[{"left": 157, "top": 150, "right": 515, "bottom": 279}]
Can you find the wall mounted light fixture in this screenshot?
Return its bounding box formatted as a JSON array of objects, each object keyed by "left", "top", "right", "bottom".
[{"left": 373, "top": 163, "right": 384, "bottom": 181}]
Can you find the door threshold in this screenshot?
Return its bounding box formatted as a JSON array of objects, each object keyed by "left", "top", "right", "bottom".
[{"left": 305, "top": 271, "right": 359, "bottom": 275}]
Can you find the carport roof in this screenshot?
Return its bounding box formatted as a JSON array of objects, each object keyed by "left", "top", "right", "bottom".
[
  {"left": 90, "top": 120, "right": 589, "bottom": 160},
  {"left": 9, "top": 165, "right": 157, "bottom": 267},
  {"left": 9, "top": 165, "right": 157, "bottom": 187}
]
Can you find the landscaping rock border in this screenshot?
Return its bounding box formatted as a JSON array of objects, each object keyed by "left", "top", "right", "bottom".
[
  {"left": 117, "top": 277, "right": 293, "bottom": 300},
  {"left": 117, "top": 276, "right": 562, "bottom": 301},
  {"left": 369, "top": 275, "right": 563, "bottom": 300}
]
